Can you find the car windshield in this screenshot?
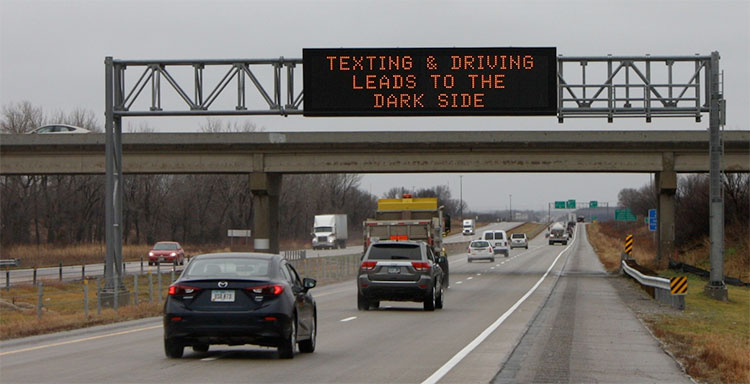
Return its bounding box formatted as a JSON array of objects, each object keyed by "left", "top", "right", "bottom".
[
  {"left": 154, "top": 243, "right": 178, "bottom": 250},
  {"left": 470, "top": 241, "right": 490, "bottom": 248},
  {"left": 185, "top": 258, "right": 271, "bottom": 278},
  {"left": 367, "top": 244, "right": 422, "bottom": 260},
  {"left": 511, "top": 234, "right": 525, "bottom": 239}
]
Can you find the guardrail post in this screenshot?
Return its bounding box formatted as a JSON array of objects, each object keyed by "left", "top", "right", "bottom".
[
  {"left": 33, "top": 267, "right": 37, "bottom": 286},
  {"left": 84, "top": 279, "right": 89, "bottom": 319},
  {"left": 5, "top": 268, "right": 9, "bottom": 290},
  {"left": 59, "top": 262, "right": 63, "bottom": 281},
  {"left": 82, "top": 264, "right": 85, "bottom": 281},
  {"left": 157, "top": 264, "right": 162, "bottom": 303},
  {"left": 37, "top": 281, "right": 43, "bottom": 320},
  {"left": 149, "top": 271, "right": 154, "bottom": 302},
  {"left": 96, "top": 278, "right": 102, "bottom": 315},
  {"left": 134, "top": 274, "right": 139, "bottom": 305},
  {"left": 140, "top": 256, "right": 144, "bottom": 275}
]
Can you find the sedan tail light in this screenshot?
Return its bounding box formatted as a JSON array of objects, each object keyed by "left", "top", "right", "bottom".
[
  {"left": 411, "top": 262, "right": 431, "bottom": 271},
  {"left": 360, "top": 261, "right": 377, "bottom": 271},
  {"left": 488, "top": 247, "right": 493, "bottom": 253},
  {"left": 246, "top": 284, "right": 284, "bottom": 296},
  {"left": 168, "top": 284, "right": 201, "bottom": 296}
]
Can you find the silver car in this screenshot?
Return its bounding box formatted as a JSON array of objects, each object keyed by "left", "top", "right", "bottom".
[
  {"left": 357, "top": 240, "right": 445, "bottom": 311},
  {"left": 29, "top": 124, "right": 90, "bottom": 134},
  {"left": 510, "top": 233, "right": 528, "bottom": 249},
  {"left": 468, "top": 240, "right": 495, "bottom": 262}
]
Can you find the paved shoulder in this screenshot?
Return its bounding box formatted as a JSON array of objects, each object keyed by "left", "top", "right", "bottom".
[{"left": 493, "top": 225, "right": 692, "bottom": 384}]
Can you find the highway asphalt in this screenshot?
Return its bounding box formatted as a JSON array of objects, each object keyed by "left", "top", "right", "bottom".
[{"left": 0, "top": 224, "right": 690, "bottom": 383}]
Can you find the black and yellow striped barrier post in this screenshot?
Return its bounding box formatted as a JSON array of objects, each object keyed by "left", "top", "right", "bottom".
[
  {"left": 624, "top": 234, "right": 634, "bottom": 259},
  {"left": 670, "top": 276, "right": 688, "bottom": 295}
]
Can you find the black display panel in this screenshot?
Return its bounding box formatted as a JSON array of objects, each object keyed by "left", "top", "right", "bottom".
[{"left": 303, "top": 47, "right": 557, "bottom": 116}]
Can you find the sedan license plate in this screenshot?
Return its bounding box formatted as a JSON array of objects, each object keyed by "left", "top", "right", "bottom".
[
  {"left": 211, "top": 290, "right": 235, "bottom": 302},
  {"left": 388, "top": 267, "right": 401, "bottom": 274}
]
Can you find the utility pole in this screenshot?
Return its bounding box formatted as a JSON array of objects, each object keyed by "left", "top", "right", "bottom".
[
  {"left": 509, "top": 194, "right": 512, "bottom": 221},
  {"left": 459, "top": 175, "right": 463, "bottom": 220}
]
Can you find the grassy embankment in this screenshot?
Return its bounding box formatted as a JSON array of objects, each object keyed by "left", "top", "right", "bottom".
[{"left": 587, "top": 222, "right": 750, "bottom": 384}]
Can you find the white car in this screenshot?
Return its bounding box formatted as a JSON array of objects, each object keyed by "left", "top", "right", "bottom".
[
  {"left": 468, "top": 240, "right": 494, "bottom": 262},
  {"left": 481, "top": 230, "right": 509, "bottom": 257},
  {"left": 29, "top": 124, "right": 90, "bottom": 134},
  {"left": 510, "top": 233, "right": 528, "bottom": 249}
]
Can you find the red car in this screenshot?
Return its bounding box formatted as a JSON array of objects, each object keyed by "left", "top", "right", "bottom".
[{"left": 148, "top": 241, "right": 185, "bottom": 266}]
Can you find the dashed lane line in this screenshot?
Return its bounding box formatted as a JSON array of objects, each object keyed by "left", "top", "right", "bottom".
[{"left": 340, "top": 317, "right": 357, "bottom": 322}]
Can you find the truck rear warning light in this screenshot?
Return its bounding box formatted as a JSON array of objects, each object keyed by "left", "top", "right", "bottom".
[
  {"left": 390, "top": 235, "right": 409, "bottom": 241},
  {"left": 361, "top": 261, "right": 377, "bottom": 271},
  {"left": 411, "top": 262, "right": 430, "bottom": 271}
]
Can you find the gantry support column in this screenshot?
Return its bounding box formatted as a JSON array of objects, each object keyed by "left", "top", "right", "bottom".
[
  {"left": 655, "top": 152, "right": 676, "bottom": 265},
  {"left": 250, "top": 172, "right": 281, "bottom": 254}
]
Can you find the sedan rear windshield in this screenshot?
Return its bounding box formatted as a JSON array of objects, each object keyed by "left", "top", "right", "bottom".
[
  {"left": 511, "top": 234, "right": 525, "bottom": 239},
  {"left": 367, "top": 244, "right": 422, "bottom": 260},
  {"left": 470, "top": 241, "right": 490, "bottom": 248},
  {"left": 154, "top": 243, "right": 178, "bottom": 250},
  {"left": 184, "top": 258, "right": 271, "bottom": 279}
]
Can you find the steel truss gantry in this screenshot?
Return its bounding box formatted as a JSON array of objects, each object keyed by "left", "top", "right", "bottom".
[{"left": 103, "top": 52, "right": 728, "bottom": 304}]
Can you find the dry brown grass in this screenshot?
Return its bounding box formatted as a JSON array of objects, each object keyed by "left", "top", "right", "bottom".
[{"left": 587, "top": 222, "right": 750, "bottom": 384}]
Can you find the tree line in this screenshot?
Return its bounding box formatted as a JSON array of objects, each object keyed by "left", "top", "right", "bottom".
[{"left": 617, "top": 173, "right": 749, "bottom": 247}]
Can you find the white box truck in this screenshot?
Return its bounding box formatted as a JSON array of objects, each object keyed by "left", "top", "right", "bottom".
[
  {"left": 312, "top": 214, "right": 348, "bottom": 249},
  {"left": 462, "top": 219, "right": 475, "bottom": 235}
]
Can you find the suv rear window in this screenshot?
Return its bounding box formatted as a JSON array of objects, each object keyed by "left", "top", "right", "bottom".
[
  {"left": 367, "top": 244, "right": 422, "bottom": 260},
  {"left": 511, "top": 234, "right": 525, "bottom": 239},
  {"left": 470, "top": 241, "right": 490, "bottom": 248}
]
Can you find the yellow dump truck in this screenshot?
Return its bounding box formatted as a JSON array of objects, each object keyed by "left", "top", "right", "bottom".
[{"left": 363, "top": 195, "right": 451, "bottom": 286}]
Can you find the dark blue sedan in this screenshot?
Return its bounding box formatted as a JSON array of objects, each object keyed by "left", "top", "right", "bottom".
[{"left": 163, "top": 253, "right": 317, "bottom": 359}]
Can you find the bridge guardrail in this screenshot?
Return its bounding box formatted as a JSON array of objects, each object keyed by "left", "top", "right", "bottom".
[{"left": 621, "top": 259, "right": 684, "bottom": 310}]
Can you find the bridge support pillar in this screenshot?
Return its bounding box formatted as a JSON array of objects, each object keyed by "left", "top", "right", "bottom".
[
  {"left": 250, "top": 172, "right": 281, "bottom": 254},
  {"left": 656, "top": 154, "right": 676, "bottom": 266}
]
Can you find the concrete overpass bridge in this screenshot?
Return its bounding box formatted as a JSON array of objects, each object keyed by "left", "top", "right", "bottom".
[{"left": 2, "top": 129, "right": 749, "bottom": 259}]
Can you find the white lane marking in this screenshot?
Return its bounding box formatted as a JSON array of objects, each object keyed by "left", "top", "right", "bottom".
[
  {"left": 201, "top": 356, "right": 220, "bottom": 361},
  {"left": 340, "top": 316, "right": 357, "bottom": 322},
  {"left": 501, "top": 262, "right": 505, "bottom": 264},
  {"left": 467, "top": 277, "right": 473, "bottom": 280},
  {"left": 421, "top": 234, "right": 577, "bottom": 384},
  {"left": 456, "top": 281, "right": 463, "bottom": 284},
  {"left": 490, "top": 267, "right": 495, "bottom": 270},
  {"left": 476, "top": 273, "right": 481, "bottom": 276},
  {"left": 0, "top": 325, "right": 162, "bottom": 356},
  {"left": 496, "top": 264, "right": 500, "bottom": 267}
]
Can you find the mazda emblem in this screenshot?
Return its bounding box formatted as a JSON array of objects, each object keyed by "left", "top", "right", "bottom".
[{"left": 218, "top": 281, "right": 228, "bottom": 288}]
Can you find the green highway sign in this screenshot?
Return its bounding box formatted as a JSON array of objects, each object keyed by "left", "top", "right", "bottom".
[
  {"left": 566, "top": 199, "right": 576, "bottom": 209},
  {"left": 589, "top": 201, "right": 598, "bottom": 208},
  {"left": 615, "top": 209, "right": 637, "bottom": 221},
  {"left": 554, "top": 201, "right": 565, "bottom": 209}
]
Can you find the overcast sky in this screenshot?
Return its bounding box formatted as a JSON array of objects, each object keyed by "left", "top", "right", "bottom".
[{"left": 1, "top": 0, "right": 748, "bottom": 212}]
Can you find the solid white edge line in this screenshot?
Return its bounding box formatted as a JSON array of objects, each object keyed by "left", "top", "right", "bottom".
[{"left": 421, "top": 235, "right": 577, "bottom": 384}]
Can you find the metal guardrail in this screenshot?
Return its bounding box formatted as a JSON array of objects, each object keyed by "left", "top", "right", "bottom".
[
  {"left": 0, "top": 259, "right": 20, "bottom": 267},
  {"left": 621, "top": 260, "right": 671, "bottom": 290},
  {"left": 621, "top": 259, "right": 684, "bottom": 310}
]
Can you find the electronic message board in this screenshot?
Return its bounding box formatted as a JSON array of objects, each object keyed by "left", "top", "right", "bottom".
[{"left": 303, "top": 47, "right": 557, "bottom": 116}]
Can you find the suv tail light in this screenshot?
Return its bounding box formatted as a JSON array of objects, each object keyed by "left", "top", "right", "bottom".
[
  {"left": 246, "top": 284, "right": 284, "bottom": 296},
  {"left": 360, "top": 261, "right": 377, "bottom": 271},
  {"left": 488, "top": 247, "right": 493, "bottom": 253},
  {"left": 411, "top": 262, "right": 431, "bottom": 271},
  {"left": 168, "top": 284, "right": 201, "bottom": 296}
]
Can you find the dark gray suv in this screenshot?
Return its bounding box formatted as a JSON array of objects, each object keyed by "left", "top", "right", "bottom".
[{"left": 357, "top": 241, "right": 445, "bottom": 311}]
